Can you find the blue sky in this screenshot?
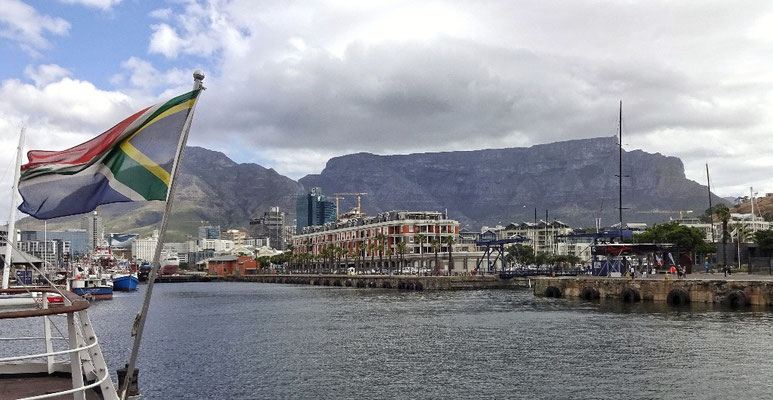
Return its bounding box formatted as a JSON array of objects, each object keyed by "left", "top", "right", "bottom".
[{"left": 2, "top": 0, "right": 773, "bottom": 221}]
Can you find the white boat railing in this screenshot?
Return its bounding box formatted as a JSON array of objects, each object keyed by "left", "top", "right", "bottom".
[{"left": 0, "top": 289, "right": 119, "bottom": 400}]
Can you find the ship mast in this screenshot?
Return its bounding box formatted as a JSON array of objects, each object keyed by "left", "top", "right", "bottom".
[
  {"left": 618, "top": 101, "right": 623, "bottom": 242},
  {"left": 2, "top": 127, "right": 25, "bottom": 289}
]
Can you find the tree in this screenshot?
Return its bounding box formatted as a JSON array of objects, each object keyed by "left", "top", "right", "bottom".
[
  {"left": 396, "top": 241, "right": 407, "bottom": 274},
  {"left": 415, "top": 234, "right": 427, "bottom": 275},
  {"left": 431, "top": 238, "right": 440, "bottom": 275},
  {"left": 367, "top": 242, "right": 377, "bottom": 274},
  {"left": 731, "top": 222, "right": 754, "bottom": 271},
  {"left": 376, "top": 233, "right": 387, "bottom": 273},
  {"left": 385, "top": 249, "right": 394, "bottom": 275},
  {"left": 755, "top": 230, "right": 773, "bottom": 274},
  {"left": 444, "top": 236, "right": 456, "bottom": 276},
  {"left": 506, "top": 244, "right": 535, "bottom": 267}
]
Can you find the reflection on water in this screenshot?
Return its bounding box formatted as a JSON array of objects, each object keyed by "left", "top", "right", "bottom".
[{"left": 2, "top": 282, "right": 773, "bottom": 399}]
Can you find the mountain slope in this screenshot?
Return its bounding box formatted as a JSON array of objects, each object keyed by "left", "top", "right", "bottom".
[
  {"left": 299, "top": 137, "right": 727, "bottom": 228},
  {"left": 18, "top": 147, "right": 304, "bottom": 241}
]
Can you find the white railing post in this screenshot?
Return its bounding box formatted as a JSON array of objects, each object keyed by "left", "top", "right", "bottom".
[
  {"left": 67, "top": 312, "right": 86, "bottom": 400},
  {"left": 78, "top": 310, "right": 119, "bottom": 400},
  {"left": 42, "top": 297, "right": 54, "bottom": 374}
]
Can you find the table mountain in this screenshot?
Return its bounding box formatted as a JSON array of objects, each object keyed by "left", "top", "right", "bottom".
[{"left": 299, "top": 137, "right": 727, "bottom": 229}]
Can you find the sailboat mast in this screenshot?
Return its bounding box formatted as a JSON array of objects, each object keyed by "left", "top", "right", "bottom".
[
  {"left": 2, "top": 127, "right": 25, "bottom": 289},
  {"left": 706, "top": 164, "right": 715, "bottom": 243},
  {"left": 618, "top": 101, "right": 623, "bottom": 242}
]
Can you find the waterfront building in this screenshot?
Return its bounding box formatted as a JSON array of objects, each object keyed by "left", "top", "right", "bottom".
[
  {"left": 187, "top": 250, "right": 215, "bottom": 270},
  {"left": 0, "top": 226, "right": 8, "bottom": 246},
  {"left": 295, "top": 187, "right": 336, "bottom": 234},
  {"left": 20, "top": 229, "right": 88, "bottom": 258},
  {"left": 80, "top": 211, "right": 104, "bottom": 253},
  {"left": 293, "top": 210, "right": 462, "bottom": 272},
  {"left": 198, "top": 238, "right": 235, "bottom": 253},
  {"left": 249, "top": 206, "right": 286, "bottom": 249},
  {"left": 242, "top": 237, "right": 270, "bottom": 248},
  {"left": 207, "top": 255, "right": 258, "bottom": 277},
  {"left": 164, "top": 242, "right": 191, "bottom": 263},
  {"left": 221, "top": 229, "right": 247, "bottom": 245},
  {"left": 132, "top": 231, "right": 159, "bottom": 262},
  {"left": 501, "top": 220, "right": 573, "bottom": 254},
  {"left": 17, "top": 240, "right": 60, "bottom": 268},
  {"left": 198, "top": 225, "right": 221, "bottom": 240}
]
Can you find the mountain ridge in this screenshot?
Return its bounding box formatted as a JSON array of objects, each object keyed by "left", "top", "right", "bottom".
[{"left": 18, "top": 137, "right": 727, "bottom": 239}]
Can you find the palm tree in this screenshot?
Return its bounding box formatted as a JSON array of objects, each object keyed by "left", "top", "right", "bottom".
[
  {"left": 336, "top": 246, "right": 346, "bottom": 273},
  {"left": 415, "top": 234, "right": 426, "bottom": 275},
  {"left": 431, "top": 238, "right": 440, "bottom": 275},
  {"left": 444, "top": 236, "right": 456, "bottom": 276},
  {"left": 713, "top": 204, "right": 731, "bottom": 271},
  {"left": 731, "top": 222, "right": 754, "bottom": 272},
  {"left": 396, "top": 241, "right": 407, "bottom": 275},
  {"left": 367, "top": 242, "right": 377, "bottom": 274},
  {"left": 385, "top": 249, "right": 394, "bottom": 275},
  {"left": 376, "top": 233, "right": 387, "bottom": 273}
]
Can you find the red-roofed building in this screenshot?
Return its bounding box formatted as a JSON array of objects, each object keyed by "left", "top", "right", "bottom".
[{"left": 207, "top": 256, "right": 259, "bottom": 276}]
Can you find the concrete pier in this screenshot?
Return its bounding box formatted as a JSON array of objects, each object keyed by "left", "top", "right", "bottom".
[
  {"left": 223, "top": 274, "right": 530, "bottom": 291},
  {"left": 534, "top": 276, "right": 773, "bottom": 307}
]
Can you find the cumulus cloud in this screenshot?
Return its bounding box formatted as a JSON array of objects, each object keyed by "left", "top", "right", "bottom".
[{"left": 0, "top": 0, "right": 70, "bottom": 54}]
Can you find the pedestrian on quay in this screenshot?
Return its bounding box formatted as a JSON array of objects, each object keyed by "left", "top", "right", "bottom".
[{"left": 642, "top": 268, "right": 647, "bottom": 279}]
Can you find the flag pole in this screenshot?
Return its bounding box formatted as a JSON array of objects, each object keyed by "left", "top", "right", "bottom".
[
  {"left": 2, "top": 126, "right": 25, "bottom": 289},
  {"left": 120, "top": 71, "right": 205, "bottom": 399}
]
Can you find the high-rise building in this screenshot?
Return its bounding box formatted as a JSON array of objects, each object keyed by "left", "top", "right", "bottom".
[
  {"left": 21, "top": 229, "right": 88, "bottom": 257},
  {"left": 198, "top": 225, "right": 221, "bottom": 240},
  {"left": 80, "top": 211, "right": 104, "bottom": 253},
  {"left": 249, "top": 206, "right": 285, "bottom": 249},
  {"left": 295, "top": 187, "right": 336, "bottom": 233}
]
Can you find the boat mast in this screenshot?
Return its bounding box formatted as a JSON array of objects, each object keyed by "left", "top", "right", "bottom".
[
  {"left": 618, "top": 101, "right": 623, "bottom": 242},
  {"left": 2, "top": 127, "right": 25, "bottom": 289},
  {"left": 706, "top": 164, "right": 715, "bottom": 243}
]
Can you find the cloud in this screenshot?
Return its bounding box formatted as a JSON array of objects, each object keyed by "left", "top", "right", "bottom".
[
  {"left": 0, "top": 0, "right": 70, "bottom": 54},
  {"left": 58, "top": 0, "right": 123, "bottom": 10},
  {"left": 149, "top": 8, "right": 173, "bottom": 20},
  {"left": 23, "top": 64, "right": 71, "bottom": 86}
]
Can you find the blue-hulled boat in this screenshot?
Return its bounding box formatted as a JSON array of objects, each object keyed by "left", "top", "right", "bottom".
[
  {"left": 70, "top": 275, "right": 113, "bottom": 300},
  {"left": 112, "top": 274, "right": 139, "bottom": 291}
]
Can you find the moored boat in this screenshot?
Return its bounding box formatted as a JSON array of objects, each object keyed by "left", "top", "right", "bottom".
[
  {"left": 160, "top": 255, "right": 180, "bottom": 276},
  {"left": 112, "top": 273, "right": 139, "bottom": 291},
  {"left": 70, "top": 273, "right": 113, "bottom": 300}
]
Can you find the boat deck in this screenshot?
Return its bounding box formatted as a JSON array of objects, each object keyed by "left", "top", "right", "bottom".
[{"left": 1, "top": 374, "right": 102, "bottom": 399}]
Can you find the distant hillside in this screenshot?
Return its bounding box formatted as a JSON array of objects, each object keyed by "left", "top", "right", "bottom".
[
  {"left": 18, "top": 147, "right": 304, "bottom": 241},
  {"left": 299, "top": 137, "right": 728, "bottom": 228},
  {"left": 733, "top": 196, "right": 773, "bottom": 220}
]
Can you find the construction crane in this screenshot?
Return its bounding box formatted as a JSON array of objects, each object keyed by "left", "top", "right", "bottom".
[{"left": 333, "top": 192, "right": 367, "bottom": 218}]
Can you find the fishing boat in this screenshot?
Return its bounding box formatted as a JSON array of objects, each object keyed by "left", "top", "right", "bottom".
[
  {"left": 112, "top": 273, "right": 139, "bottom": 291},
  {"left": 70, "top": 269, "right": 114, "bottom": 300},
  {"left": 137, "top": 262, "right": 152, "bottom": 282}
]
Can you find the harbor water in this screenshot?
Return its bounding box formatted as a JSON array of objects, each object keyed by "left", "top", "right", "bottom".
[{"left": 3, "top": 282, "right": 773, "bottom": 399}]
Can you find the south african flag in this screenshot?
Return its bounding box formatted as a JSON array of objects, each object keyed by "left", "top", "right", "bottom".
[{"left": 18, "top": 89, "right": 201, "bottom": 219}]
